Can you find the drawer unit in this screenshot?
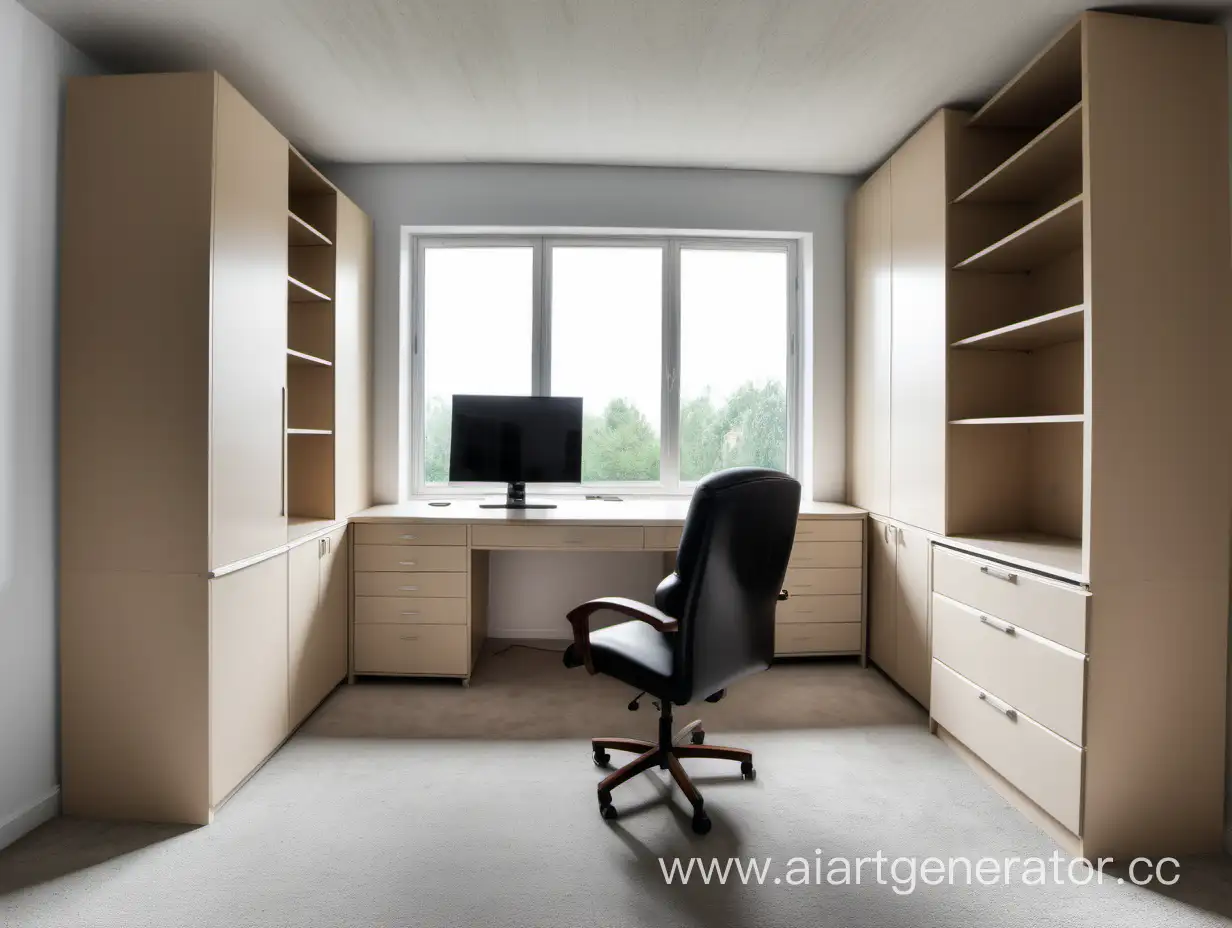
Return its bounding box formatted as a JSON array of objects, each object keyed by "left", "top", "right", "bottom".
[
  {"left": 794, "top": 519, "right": 864, "bottom": 543},
  {"left": 932, "top": 593, "right": 1085, "bottom": 745},
  {"left": 932, "top": 546, "right": 1088, "bottom": 653},
  {"left": 931, "top": 660, "right": 1083, "bottom": 834},
  {"left": 353, "top": 545, "right": 468, "bottom": 573},
  {"left": 353, "top": 624, "right": 469, "bottom": 676},
  {"left": 783, "top": 567, "right": 862, "bottom": 596},
  {"left": 353, "top": 523, "right": 467, "bottom": 546},
  {"left": 789, "top": 541, "right": 862, "bottom": 569},
  {"left": 471, "top": 523, "right": 644, "bottom": 550},
  {"left": 354, "top": 597, "right": 467, "bottom": 626},
  {"left": 776, "top": 622, "right": 862, "bottom": 654},
  {"left": 353, "top": 572, "right": 468, "bottom": 598},
  {"left": 776, "top": 594, "right": 861, "bottom": 624},
  {"left": 644, "top": 525, "right": 682, "bottom": 550}
]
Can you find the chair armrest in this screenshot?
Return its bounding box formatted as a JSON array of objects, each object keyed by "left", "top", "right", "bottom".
[{"left": 565, "top": 597, "right": 679, "bottom": 675}]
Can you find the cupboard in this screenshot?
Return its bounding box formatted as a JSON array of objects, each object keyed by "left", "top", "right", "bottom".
[{"left": 867, "top": 517, "right": 930, "bottom": 707}]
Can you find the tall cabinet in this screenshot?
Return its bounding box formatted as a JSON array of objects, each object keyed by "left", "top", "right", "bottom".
[{"left": 59, "top": 73, "right": 373, "bottom": 824}]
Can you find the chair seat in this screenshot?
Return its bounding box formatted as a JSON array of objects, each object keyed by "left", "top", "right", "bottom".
[{"left": 563, "top": 619, "right": 675, "bottom": 699}]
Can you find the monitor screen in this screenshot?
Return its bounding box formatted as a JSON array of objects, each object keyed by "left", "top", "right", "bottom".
[{"left": 448, "top": 395, "right": 583, "bottom": 485}]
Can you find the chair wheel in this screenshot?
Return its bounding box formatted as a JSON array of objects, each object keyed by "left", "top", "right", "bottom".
[
  {"left": 601, "top": 803, "right": 619, "bottom": 821},
  {"left": 692, "top": 810, "right": 712, "bottom": 835},
  {"left": 593, "top": 749, "right": 611, "bottom": 767},
  {"left": 690, "top": 730, "right": 705, "bottom": 744},
  {"left": 741, "top": 761, "right": 756, "bottom": 780}
]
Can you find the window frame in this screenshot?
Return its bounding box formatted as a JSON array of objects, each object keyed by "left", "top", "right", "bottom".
[{"left": 407, "top": 232, "right": 801, "bottom": 497}]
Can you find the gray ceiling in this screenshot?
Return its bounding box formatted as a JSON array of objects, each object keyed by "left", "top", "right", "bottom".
[{"left": 19, "top": 0, "right": 1230, "bottom": 173}]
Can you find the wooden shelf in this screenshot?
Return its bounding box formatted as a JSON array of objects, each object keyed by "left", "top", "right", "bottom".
[
  {"left": 289, "top": 147, "right": 336, "bottom": 195},
  {"left": 287, "top": 348, "right": 332, "bottom": 367},
  {"left": 952, "top": 305, "right": 1084, "bottom": 351},
  {"left": 954, "top": 104, "right": 1082, "bottom": 205},
  {"left": 287, "top": 428, "right": 333, "bottom": 436},
  {"left": 950, "top": 415, "right": 1083, "bottom": 425},
  {"left": 969, "top": 20, "right": 1082, "bottom": 129},
  {"left": 939, "top": 533, "right": 1083, "bottom": 584},
  {"left": 287, "top": 275, "right": 331, "bottom": 302},
  {"left": 288, "top": 211, "right": 332, "bottom": 247},
  {"left": 954, "top": 195, "right": 1082, "bottom": 273}
]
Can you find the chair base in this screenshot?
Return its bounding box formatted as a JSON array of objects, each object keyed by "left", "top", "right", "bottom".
[{"left": 590, "top": 706, "right": 755, "bottom": 835}]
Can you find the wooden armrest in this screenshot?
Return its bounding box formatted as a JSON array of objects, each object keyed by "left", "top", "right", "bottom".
[{"left": 565, "top": 596, "right": 679, "bottom": 675}]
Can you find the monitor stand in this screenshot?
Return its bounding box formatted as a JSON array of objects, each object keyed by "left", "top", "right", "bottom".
[{"left": 478, "top": 481, "right": 557, "bottom": 510}]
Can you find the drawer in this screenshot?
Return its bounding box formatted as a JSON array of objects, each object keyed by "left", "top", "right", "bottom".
[
  {"left": 354, "top": 523, "right": 467, "bottom": 546},
  {"left": 931, "top": 660, "right": 1082, "bottom": 834},
  {"left": 776, "top": 594, "right": 861, "bottom": 624},
  {"left": 353, "top": 545, "right": 468, "bottom": 573},
  {"left": 783, "top": 567, "right": 861, "bottom": 596},
  {"left": 470, "top": 524, "right": 644, "bottom": 550},
  {"left": 795, "top": 519, "right": 863, "bottom": 543},
  {"left": 354, "top": 572, "right": 468, "bottom": 598},
  {"left": 353, "top": 624, "right": 469, "bottom": 676},
  {"left": 932, "top": 546, "right": 1088, "bottom": 653},
  {"left": 355, "top": 597, "right": 467, "bottom": 626},
  {"left": 644, "top": 525, "right": 683, "bottom": 550},
  {"left": 932, "top": 593, "right": 1085, "bottom": 744},
  {"left": 789, "top": 541, "right": 862, "bottom": 569},
  {"left": 775, "top": 622, "right": 862, "bottom": 654}
]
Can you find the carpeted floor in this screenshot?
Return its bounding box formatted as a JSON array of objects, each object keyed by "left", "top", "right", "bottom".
[{"left": 2, "top": 646, "right": 1230, "bottom": 927}]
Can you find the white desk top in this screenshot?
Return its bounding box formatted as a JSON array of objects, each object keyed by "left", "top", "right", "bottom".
[{"left": 351, "top": 498, "right": 865, "bottom": 526}]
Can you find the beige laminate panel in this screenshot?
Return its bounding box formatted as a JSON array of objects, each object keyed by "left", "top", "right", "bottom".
[
  {"left": 847, "top": 165, "right": 893, "bottom": 515},
  {"left": 775, "top": 622, "right": 862, "bottom": 655},
  {"left": 314, "top": 526, "right": 350, "bottom": 700},
  {"left": 354, "top": 523, "right": 467, "bottom": 546},
  {"left": 932, "top": 593, "right": 1085, "bottom": 745},
  {"left": 788, "top": 542, "right": 862, "bottom": 569},
  {"left": 354, "top": 545, "right": 468, "bottom": 573},
  {"left": 782, "top": 568, "right": 862, "bottom": 596},
  {"left": 332, "top": 193, "right": 374, "bottom": 518},
  {"left": 355, "top": 597, "right": 467, "bottom": 625},
  {"left": 60, "top": 570, "right": 210, "bottom": 824},
  {"left": 287, "top": 538, "right": 322, "bottom": 728},
  {"left": 59, "top": 73, "right": 214, "bottom": 575},
  {"left": 931, "top": 660, "right": 1082, "bottom": 835},
  {"left": 776, "top": 594, "right": 862, "bottom": 624},
  {"left": 288, "top": 528, "right": 348, "bottom": 729},
  {"left": 470, "top": 524, "right": 644, "bottom": 550},
  {"left": 888, "top": 111, "right": 950, "bottom": 535},
  {"left": 932, "top": 545, "right": 1087, "bottom": 652},
  {"left": 209, "top": 76, "right": 289, "bottom": 570},
  {"left": 354, "top": 571, "right": 468, "bottom": 598},
  {"left": 794, "top": 519, "right": 864, "bottom": 543},
  {"left": 353, "top": 625, "right": 469, "bottom": 675},
  {"left": 644, "top": 525, "right": 683, "bottom": 550},
  {"left": 210, "top": 554, "right": 289, "bottom": 806},
  {"left": 868, "top": 517, "right": 897, "bottom": 675},
  {"left": 894, "top": 523, "right": 932, "bottom": 708}
]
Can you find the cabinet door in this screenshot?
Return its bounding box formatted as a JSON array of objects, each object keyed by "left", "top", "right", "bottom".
[
  {"left": 894, "top": 523, "right": 932, "bottom": 708},
  {"left": 848, "top": 165, "right": 893, "bottom": 514},
  {"left": 868, "top": 517, "right": 898, "bottom": 676},
  {"left": 288, "top": 528, "right": 348, "bottom": 728},
  {"left": 888, "top": 113, "right": 948, "bottom": 534},
  {"left": 210, "top": 554, "right": 289, "bottom": 805},
  {"left": 287, "top": 538, "right": 322, "bottom": 729},
  {"left": 332, "top": 194, "right": 373, "bottom": 518},
  {"left": 209, "top": 76, "right": 289, "bottom": 569}
]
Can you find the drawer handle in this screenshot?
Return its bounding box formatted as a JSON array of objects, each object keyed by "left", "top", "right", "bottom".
[
  {"left": 978, "top": 691, "right": 1018, "bottom": 722},
  {"left": 979, "top": 565, "right": 1018, "bottom": 584},
  {"left": 397, "top": 586, "right": 419, "bottom": 592},
  {"left": 399, "top": 635, "right": 419, "bottom": 641},
  {"left": 398, "top": 561, "right": 417, "bottom": 567},
  {"left": 400, "top": 534, "right": 417, "bottom": 540},
  {"left": 400, "top": 611, "right": 421, "bottom": 616},
  {"left": 979, "top": 614, "right": 1016, "bottom": 636}
]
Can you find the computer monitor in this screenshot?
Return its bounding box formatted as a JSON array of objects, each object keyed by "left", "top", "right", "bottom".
[{"left": 448, "top": 395, "right": 583, "bottom": 509}]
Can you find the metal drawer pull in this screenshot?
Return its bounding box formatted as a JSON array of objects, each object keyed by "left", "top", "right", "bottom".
[
  {"left": 979, "top": 565, "right": 1018, "bottom": 583},
  {"left": 399, "top": 635, "right": 419, "bottom": 641},
  {"left": 400, "top": 534, "right": 417, "bottom": 540},
  {"left": 397, "top": 586, "right": 419, "bottom": 592},
  {"left": 398, "top": 561, "right": 416, "bottom": 567},
  {"left": 979, "top": 614, "right": 1016, "bottom": 636},
  {"left": 400, "top": 611, "right": 421, "bottom": 616},
  {"left": 978, "top": 691, "right": 1018, "bottom": 721}
]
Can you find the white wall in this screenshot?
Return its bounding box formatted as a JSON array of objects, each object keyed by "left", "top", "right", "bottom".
[{"left": 0, "top": 0, "right": 94, "bottom": 849}]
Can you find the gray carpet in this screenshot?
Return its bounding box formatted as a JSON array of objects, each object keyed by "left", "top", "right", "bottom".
[{"left": 2, "top": 647, "right": 1230, "bottom": 927}]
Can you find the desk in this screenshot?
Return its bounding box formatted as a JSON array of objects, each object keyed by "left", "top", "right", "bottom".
[{"left": 348, "top": 499, "right": 868, "bottom": 683}]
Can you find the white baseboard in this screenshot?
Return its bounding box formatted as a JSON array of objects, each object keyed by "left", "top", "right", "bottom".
[
  {"left": 488, "top": 628, "right": 571, "bottom": 642},
  {"left": 0, "top": 787, "right": 60, "bottom": 851}
]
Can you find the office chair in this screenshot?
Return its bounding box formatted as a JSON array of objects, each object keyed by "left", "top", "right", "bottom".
[{"left": 563, "top": 467, "right": 801, "bottom": 834}]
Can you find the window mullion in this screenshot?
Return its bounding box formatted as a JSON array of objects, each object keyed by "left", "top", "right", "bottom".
[{"left": 661, "top": 240, "right": 681, "bottom": 491}]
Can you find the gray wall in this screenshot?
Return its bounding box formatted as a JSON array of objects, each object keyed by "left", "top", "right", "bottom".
[{"left": 0, "top": 0, "right": 93, "bottom": 849}]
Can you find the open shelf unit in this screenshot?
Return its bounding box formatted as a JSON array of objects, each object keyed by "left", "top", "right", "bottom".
[
  {"left": 954, "top": 195, "right": 1082, "bottom": 272},
  {"left": 954, "top": 103, "right": 1082, "bottom": 205},
  {"left": 952, "top": 305, "right": 1083, "bottom": 351},
  {"left": 286, "top": 147, "right": 339, "bottom": 524}
]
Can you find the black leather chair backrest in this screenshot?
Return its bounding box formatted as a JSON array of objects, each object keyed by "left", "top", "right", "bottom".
[{"left": 654, "top": 467, "right": 801, "bottom": 703}]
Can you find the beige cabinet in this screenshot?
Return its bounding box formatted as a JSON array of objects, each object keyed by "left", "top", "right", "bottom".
[
  {"left": 209, "top": 554, "right": 289, "bottom": 806},
  {"left": 332, "top": 195, "right": 374, "bottom": 519},
  {"left": 867, "top": 517, "right": 931, "bottom": 707},
  {"left": 288, "top": 527, "right": 349, "bottom": 728}
]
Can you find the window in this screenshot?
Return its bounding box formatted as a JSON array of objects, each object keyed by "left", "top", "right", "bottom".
[{"left": 410, "top": 235, "right": 799, "bottom": 493}]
